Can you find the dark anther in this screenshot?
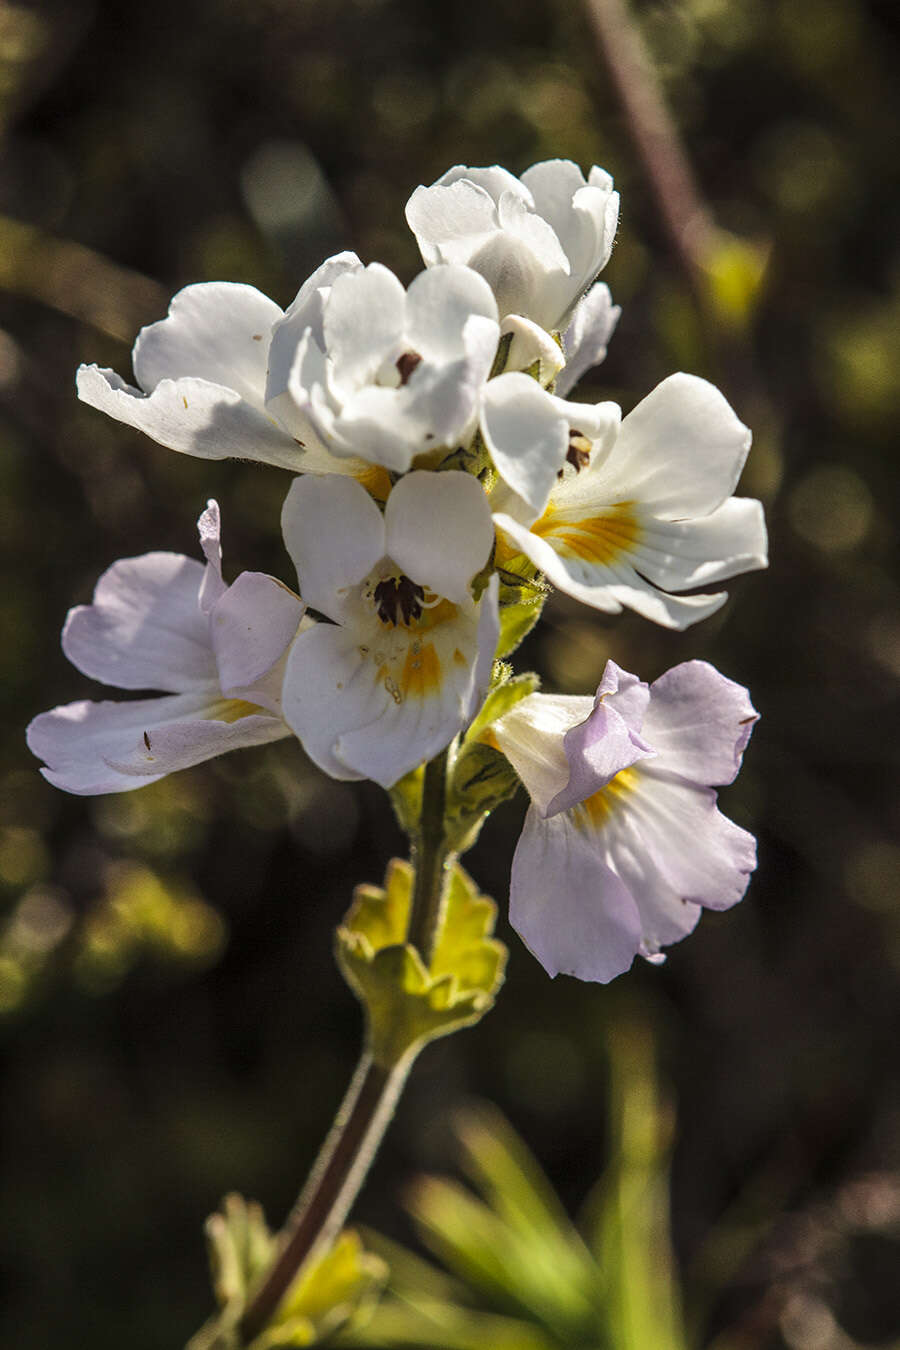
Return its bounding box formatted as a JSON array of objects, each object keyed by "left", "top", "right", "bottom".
[
  {"left": 558, "top": 429, "right": 592, "bottom": 478},
  {"left": 373, "top": 575, "right": 425, "bottom": 626},
  {"left": 396, "top": 350, "right": 423, "bottom": 385}
]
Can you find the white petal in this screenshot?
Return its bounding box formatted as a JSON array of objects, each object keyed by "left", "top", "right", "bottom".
[
  {"left": 497, "top": 188, "right": 570, "bottom": 275},
  {"left": 77, "top": 366, "right": 303, "bottom": 471},
  {"left": 492, "top": 692, "right": 595, "bottom": 815},
  {"left": 211, "top": 572, "right": 304, "bottom": 696},
  {"left": 607, "top": 373, "right": 753, "bottom": 517},
  {"left": 519, "top": 159, "right": 588, "bottom": 242},
  {"left": 266, "top": 252, "right": 362, "bottom": 407},
  {"left": 481, "top": 374, "right": 569, "bottom": 519},
  {"left": 197, "top": 499, "right": 227, "bottom": 613},
  {"left": 61, "top": 552, "right": 215, "bottom": 693},
  {"left": 625, "top": 497, "right": 768, "bottom": 592},
  {"left": 492, "top": 511, "right": 730, "bottom": 628},
  {"left": 557, "top": 283, "right": 621, "bottom": 397},
  {"left": 405, "top": 179, "right": 500, "bottom": 267},
  {"left": 641, "top": 661, "right": 758, "bottom": 786},
  {"left": 323, "top": 263, "right": 406, "bottom": 399},
  {"left": 281, "top": 475, "right": 384, "bottom": 623},
  {"left": 132, "top": 282, "right": 282, "bottom": 408},
  {"left": 329, "top": 385, "right": 421, "bottom": 473},
  {"left": 27, "top": 692, "right": 285, "bottom": 795},
  {"left": 509, "top": 806, "right": 643, "bottom": 982},
  {"left": 280, "top": 623, "right": 372, "bottom": 782},
  {"left": 404, "top": 264, "right": 498, "bottom": 364},
  {"left": 385, "top": 471, "right": 493, "bottom": 604}
]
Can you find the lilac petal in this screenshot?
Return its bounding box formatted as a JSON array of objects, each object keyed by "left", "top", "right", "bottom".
[
  {"left": 61, "top": 552, "right": 215, "bottom": 693},
  {"left": 211, "top": 573, "right": 304, "bottom": 696},
  {"left": 27, "top": 692, "right": 285, "bottom": 795},
  {"left": 643, "top": 660, "right": 758, "bottom": 786},
  {"left": 548, "top": 698, "right": 654, "bottom": 817},
  {"left": 197, "top": 499, "right": 227, "bottom": 613},
  {"left": 613, "top": 771, "right": 757, "bottom": 911},
  {"left": 509, "top": 807, "right": 643, "bottom": 982}
]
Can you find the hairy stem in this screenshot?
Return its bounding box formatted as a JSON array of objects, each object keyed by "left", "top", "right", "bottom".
[
  {"left": 407, "top": 746, "right": 451, "bottom": 962},
  {"left": 239, "top": 1052, "right": 410, "bottom": 1344},
  {"left": 238, "top": 747, "right": 452, "bottom": 1344}
]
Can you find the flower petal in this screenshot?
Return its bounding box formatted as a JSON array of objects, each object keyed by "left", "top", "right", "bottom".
[
  {"left": 557, "top": 283, "right": 621, "bottom": 397},
  {"left": 385, "top": 471, "right": 494, "bottom": 604},
  {"left": 197, "top": 499, "right": 227, "bottom": 613},
  {"left": 605, "top": 373, "right": 753, "bottom": 517},
  {"left": 609, "top": 770, "right": 757, "bottom": 910},
  {"left": 642, "top": 660, "right": 758, "bottom": 786},
  {"left": 404, "top": 264, "right": 498, "bottom": 364},
  {"left": 266, "top": 251, "right": 363, "bottom": 405},
  {"left": 211, "top": 572, "right": 304, "bottom": 697},
  {"left": 281, "top": 475, "right": 384, "bottom": 623},
  {"left": 405, "top": 178, "right": 501, "bottom": 267},
  {"left": 323, "top": 263, "right": 406, "bottom": 400},
  {"left": 61, "top": 552, "right": 215, "bottom": 693},
  {"left": 481, "top": 374, "right": 570, "bottom": 519},
  {"left": 27, "top": 692, "right": 285, "bottom": 795},
  {"left": 280, "top": 623, "right": 369, "bottom": 782},
  {"left": 492, "top": 692, "right": 595, "bottom": 815},
  {"left": 76, "top": 366, "right": 303, "bottom": 470},
  {"left": 509, "top": 806, "right": 643, "bottom": 981},
  {"left": 624, "top": 497, "right": 768, "bottom": 593},
  {"left": 132, "top": 282, "right": 282, "bottom": 408}
]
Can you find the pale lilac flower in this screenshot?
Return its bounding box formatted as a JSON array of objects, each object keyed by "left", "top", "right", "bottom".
[
  {"left": 280, "top": 471, "right": 499, "bottom": 788},
  {"left": 27, "top": 503, "right": 304, "bottom": 794},
  {"left": 483, "top": 372, "right": 768, "bottom": 629},
  {"left": 405, "top": 159, "right": 619, "bottom": 332},
  {"left": 491, "top": 659, "right": 758, "bottom": 983}
]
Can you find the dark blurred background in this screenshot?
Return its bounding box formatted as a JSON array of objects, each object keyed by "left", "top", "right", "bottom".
[{"left": 0, "top": 0, "right": 898, "bottom": 1345}]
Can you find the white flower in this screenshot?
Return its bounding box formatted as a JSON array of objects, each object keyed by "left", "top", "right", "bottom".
[
  {"left": 280, "top": 471, "right": 499, "bottom": 788},
  {"left": 27, "top": 503, "right": 305, "bottom": 794},
  {"left": 405, "top": 159, "right": 619, "bottom": 331},
  {"left": 269, "top": 260, "right": 500, "bottom": 474},
  {"left": 483, "top": 372, "right": 768, "bottom": 629},
  {"left": 76, "top": 254, "right": 389, "bottom": 494},
  {"left": 556, "top": 282, "right": 620, "bottom": 397},
  {"left": 491, "top": 660, "right": 759, "bottom": 983}
]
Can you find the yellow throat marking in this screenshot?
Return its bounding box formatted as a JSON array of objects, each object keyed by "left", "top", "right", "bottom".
[{"left": 532, "top": 501, "right": 639, "bottom": 566}]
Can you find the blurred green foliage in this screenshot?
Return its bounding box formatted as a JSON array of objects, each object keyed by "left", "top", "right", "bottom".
[{"left": 0, "top": 0, "right": 898, "bottom": 1345}]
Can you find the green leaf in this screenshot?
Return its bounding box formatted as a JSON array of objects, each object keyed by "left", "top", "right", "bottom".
[
  {"left": 388, "top": 764, "right": 423, "bottom": 839},
  {"left": 493, "top": 556, "right": 548, "bottom": 658},
  {"left": 336, "top": 861, "right": 506, "bottom": 1068},
  {"left": 443, "top": 670, "right": 535, "bottom": 851},
  {"left": 186, "top": 1199, "right": 386, "bottom": 1350}
]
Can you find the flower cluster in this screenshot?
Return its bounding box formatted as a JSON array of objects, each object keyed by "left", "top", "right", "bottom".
[{"left": 29, "top": 158, "right": 767, "bottom": 983}]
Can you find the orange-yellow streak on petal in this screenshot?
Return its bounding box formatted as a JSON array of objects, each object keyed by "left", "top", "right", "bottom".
[
  {"left": 570, "top": 766, "right": 638, "bottom": 831},
  {"left": 401, "top": 641, "right": 442, "bottom": 700},
  {"left": 532, "top": 501, "right": 639, "bottom": 566},
  {"left": 354, "top": 462, "right": 393, "bottom": 502},
  {"left": 205, "top": 698, "right": 265, "bottom": 724},
  {"left": 493, "top": 529, "right": 521, "bottom": 567},
  {"left": 417, "top": 598, "right": 459, "bottom": 632}
]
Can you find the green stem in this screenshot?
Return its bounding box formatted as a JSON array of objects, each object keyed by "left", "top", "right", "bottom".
[
  {"left": 407, "top": 746, "right": 451, "bottom": 963},
  {"left": 238, "top": 1051, "right": 410, "bottom": 1345}
]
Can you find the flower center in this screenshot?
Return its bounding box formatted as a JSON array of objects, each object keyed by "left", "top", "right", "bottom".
[
  {"left": 373, "top": 575, "right": 425, "bottom": 627},
  {"left": 395, "top": 350, "right": 423, "bottom": 385},
  {"left": 558, "top": 429, "right": 592, "bottom": 479}
]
